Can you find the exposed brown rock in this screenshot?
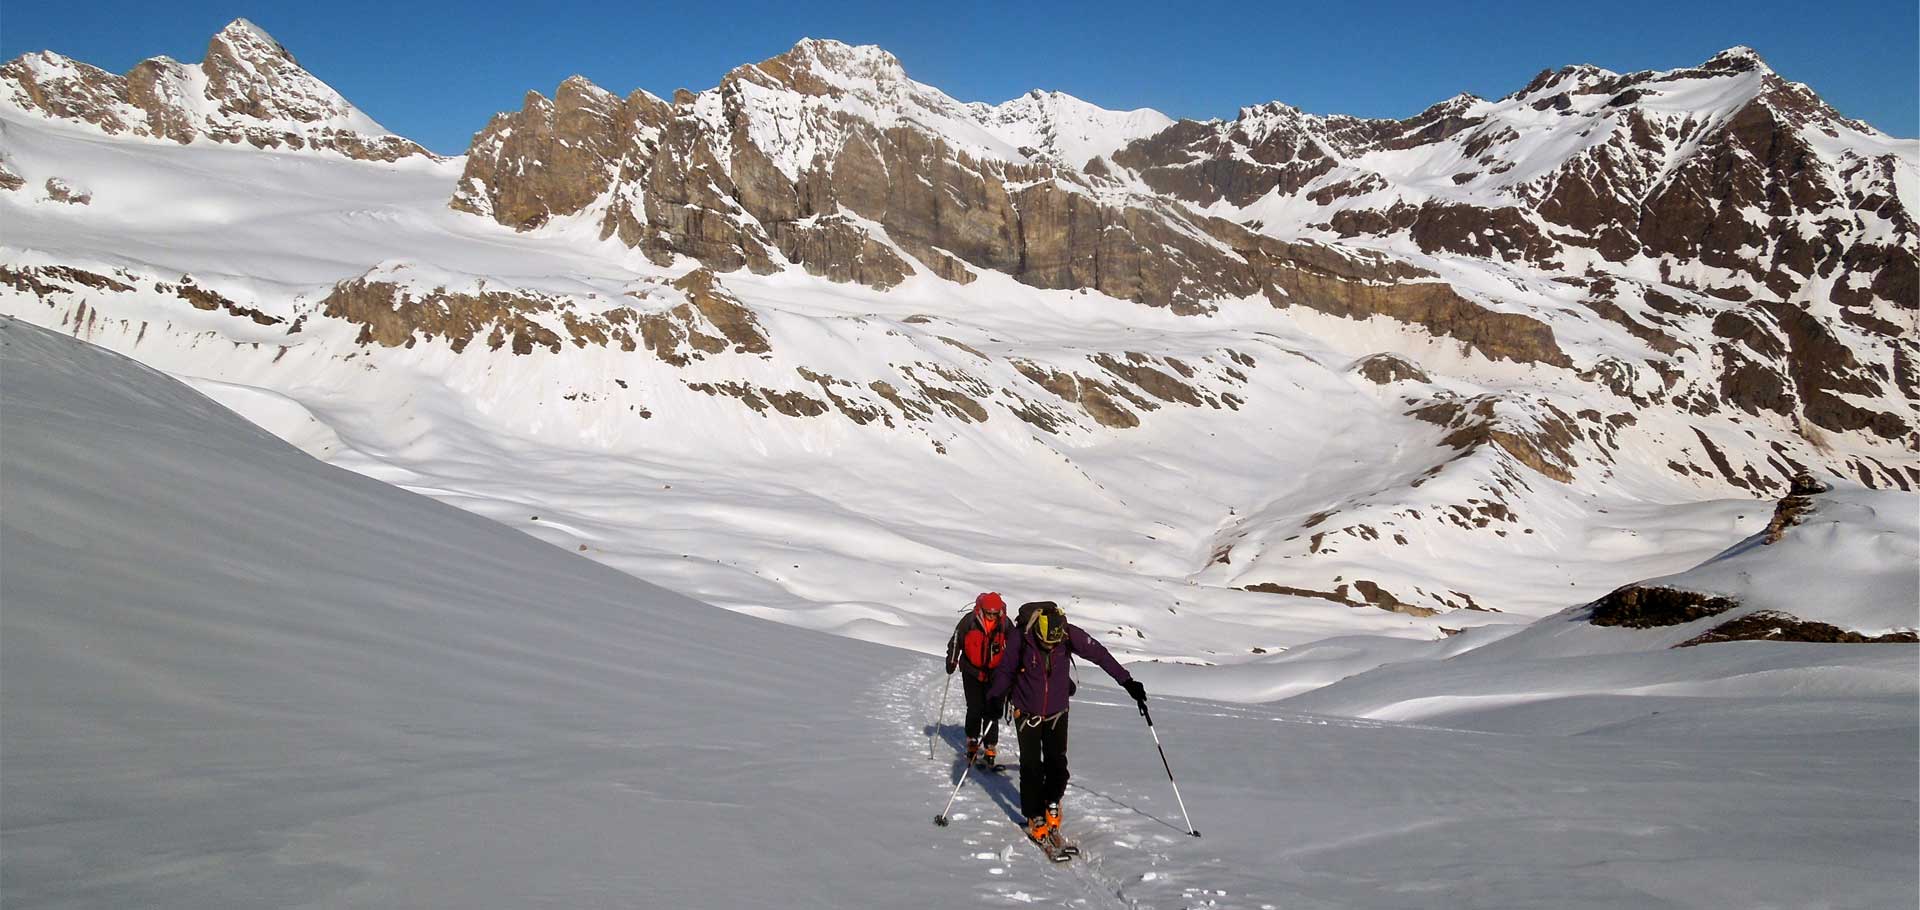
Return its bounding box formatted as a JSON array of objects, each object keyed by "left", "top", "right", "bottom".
[
  {"left": 796, "top": 368, "right": 893, "bottom": 426},
  {"left": 868, "top": 380, "right": 933, "bottom": 421},
  {"left": 1590, "top": 585, "right": 1741, "bottom": 628},
  {"left": 452, "top": 77, "right": 665, "bottom": 228},
  {"left": 1325, "top": 201, "right": 1561, "bottom": 265},
  {"left": 1, "top": 53, "right": 136, "bottom": 135},
  {"left": 1581, "top": 285, "right": 1685, "bottom": 355},
  {"left": 1410, "top": 396, "right": 1579, "bottom": 483},
  {"left": 1092, "top": 353, "right": 1202, "bottom": 406},
  {"left": 1353, "top": 353, "right": 1431, "bottom": 385},
  {"left": 1, "top": 264, "right": 136, "bottom": 298},
  {"left": 1763, "top": 473, "right": 1830, "bottom": 543},
  {"left": 0, "top": 157, "right": 26, "bottom": 192},
  {"left": 43, "top": 177, "right": 91, "bottom": 205},
  {"left": 1243, "top": 582, "right": 1351, "bottom": 605},
  {"left": 1076, "top": 382, "right": 1139, "bottom": 428},
  {"left": 671, "top": 270, "right": 770, "bottom": 354},
  {"left": 1243, "top": 580, "right": 1437, "bottom": 617},
  {"left": 1111, "top": 107, "right": 1337, "bottom": 208},
  {"left": 687, "top": 378, "right": 829, "bottom": 418},
  {"left": 1242, "top": 234, "right": 1571, "bottom": 366},
  {"left": 164, "top": 279, "right": 281, "bottom": 326},
  {"left": 318, "top": 278, "right": 565, "bottom": 354},
  {"left": 1677, "top": 610, "right": 1918, "bottom": 646},
  {"left": 1352, "top": 579, "right": 1439, "bottom": 617},
  {"left": 770, "top": 215, "right": 913, "bottom": 289}
]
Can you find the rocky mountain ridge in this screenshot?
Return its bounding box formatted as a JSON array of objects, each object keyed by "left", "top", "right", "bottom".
[
  {"left": 0, "top": 19, "right": 429, "bottom": 161},
  {"left": 439, "top": 36, "right": 1916, "bottom": 450}
]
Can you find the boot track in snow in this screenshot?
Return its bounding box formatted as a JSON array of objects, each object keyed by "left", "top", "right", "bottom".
[{"left": 880, "top": 662, "right": 1199, "bottom": 908}]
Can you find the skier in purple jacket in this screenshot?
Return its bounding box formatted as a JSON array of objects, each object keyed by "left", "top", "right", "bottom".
[{"left": 988, "top": 601, "right": 1147, "bottom": 850}]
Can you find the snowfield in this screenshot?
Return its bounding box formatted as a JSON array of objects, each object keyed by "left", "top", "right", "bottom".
[{"left": 4, "top": 318, "right": 1915, "bottom": 908}]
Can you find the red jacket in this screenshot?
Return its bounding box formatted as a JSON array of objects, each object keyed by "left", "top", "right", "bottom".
[{"left": 946, "top": 609, "right": 1008, "bottom": 681}]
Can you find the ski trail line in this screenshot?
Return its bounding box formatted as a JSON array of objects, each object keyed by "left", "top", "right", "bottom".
[{"left": 876, "top": 661, "right": 1159, "bottom": 910}]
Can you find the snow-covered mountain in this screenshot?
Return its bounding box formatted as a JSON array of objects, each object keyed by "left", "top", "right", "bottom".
[
  {"left": 0, "top": 21, "right": 1913, "bottom": 661},
  {"left": 970, "top": 88, "right": 1175, "bottom": 169},
  {"left": 0, "top": 18, "right": 430, "bottom": 162}
]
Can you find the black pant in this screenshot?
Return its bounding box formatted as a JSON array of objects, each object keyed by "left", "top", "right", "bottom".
[
  {"left": 1015, "top": 711, "right": 1069, "bottom": 820},
  {"left": 961, "top": 673, "right": 1000, "bottom": 746}
]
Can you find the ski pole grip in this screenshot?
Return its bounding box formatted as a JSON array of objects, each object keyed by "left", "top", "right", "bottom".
[{"left": 1138, "top": 700, "right": 1153, "bottom": 725}]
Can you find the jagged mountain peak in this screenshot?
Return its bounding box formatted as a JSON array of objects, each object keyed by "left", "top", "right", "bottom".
[
  {"left": 555, "top": 73, "right": 620, "bottom": 103},
  {"left": 733, "top": 37, "right": 912, "bottom": 98},
  {"left": 1701, "top": 45, "right": 1772, "bottom": 75},
  {"left": 0, "top": 18, "right": 431, "bottom": 161},
  {"left": 1235, "top": 99, "right": 1309, "bottom": 123},
  {"left": 209, "top": 17, "right": 296, "bottom": 65},
  {"left": 1421, "top": 92, "right": 1485, "bottom": 116},
  {"left": 1507, "top": 61, "right": 1625, "bottom": 104},
  {"left": 784, "top": 37, "right": 906, "bottom": 77}
]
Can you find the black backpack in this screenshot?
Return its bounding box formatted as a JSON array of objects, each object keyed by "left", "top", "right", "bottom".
[
  {"left": 1014, "top": 601, "right": 1076, "bottom": 694},
  {"left": 1017, "top": 600, "right": 1067, "bottom": 646}
]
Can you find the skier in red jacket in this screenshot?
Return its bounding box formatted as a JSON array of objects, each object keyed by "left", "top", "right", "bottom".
[{"left": 945, "top": 592, "right": 1010, "bottom": 768}]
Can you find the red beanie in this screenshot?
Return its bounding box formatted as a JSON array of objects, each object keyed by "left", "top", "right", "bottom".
[{"left": 975, "top": 592, "right": 1005, "bottom": 613}]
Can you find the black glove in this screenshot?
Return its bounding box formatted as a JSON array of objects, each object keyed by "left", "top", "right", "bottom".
[
  {"left": 1123, "top": 679, "right": 1147, "bottom": 703},
  {"left": 945, "top": 659, "right": 957, "bottom": 675}
]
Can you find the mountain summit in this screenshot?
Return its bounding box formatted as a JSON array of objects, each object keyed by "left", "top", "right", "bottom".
[{"left": 0, "top": 18, "right": 430, "bottom": 161}]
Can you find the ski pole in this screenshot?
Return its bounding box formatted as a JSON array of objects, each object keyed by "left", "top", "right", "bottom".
[
  {"left": 929, "top": 672, "right": 953, "bottom": 760},
  {"left": 934, "top": 718, "right": 996, "bottom": 827},
  {"left": 1138, "top": 700, "right": 1200, "bottom": 837}
]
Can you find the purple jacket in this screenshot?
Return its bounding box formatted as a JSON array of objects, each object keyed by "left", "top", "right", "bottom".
[{"left": 987, "top": 622, "right": 1132, "bottom": 718}]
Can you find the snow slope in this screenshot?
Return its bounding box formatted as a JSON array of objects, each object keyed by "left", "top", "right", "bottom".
[
  {"left": 4, "top": 318, "right": 1916, "bottom": 908},
  {"left": 1272, "top": 483, "right": 1920, "bottom": 731},
  {"left": 971, "top": 89, "right": 1174, "bottom": 168}
]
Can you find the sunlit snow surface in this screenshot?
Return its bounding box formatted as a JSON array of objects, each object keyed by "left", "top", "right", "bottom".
[
  {"left": 3, "top": 319, "right": 1915, "bottom": 908},
  {"left": 5, "top": 102, "right": 1882, "bottom": 684}
]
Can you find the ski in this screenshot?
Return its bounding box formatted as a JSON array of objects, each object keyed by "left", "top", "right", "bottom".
[{"left": 1024, "top": 827, "right": 1075, "bottom": 862}]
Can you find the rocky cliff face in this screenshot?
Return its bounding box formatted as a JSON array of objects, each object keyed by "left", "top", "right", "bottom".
[
  {"left": 451, "top": 40, "right": 1574, "bottom": 349},
  {"left": 0, "top": 19, "right": 430, "bottom": 161}
]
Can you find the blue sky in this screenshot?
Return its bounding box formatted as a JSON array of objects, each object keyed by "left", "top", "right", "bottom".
[{"left": 4, "top": 1, "right": 1914, "bottom": 153}]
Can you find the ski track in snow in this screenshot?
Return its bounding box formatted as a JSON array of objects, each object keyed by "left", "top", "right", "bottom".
[{"left": 880, "top": 662, "right": 1270, "bottom": 909}]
